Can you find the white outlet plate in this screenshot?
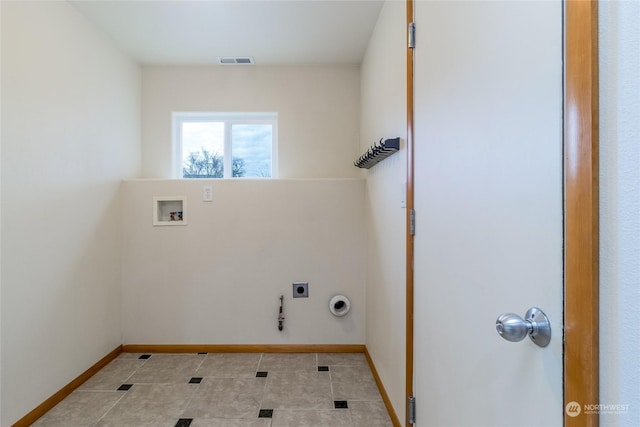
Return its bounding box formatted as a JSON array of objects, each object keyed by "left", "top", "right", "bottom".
[{"left": 203, "top": 185, "right": 213, "bottom": 202}]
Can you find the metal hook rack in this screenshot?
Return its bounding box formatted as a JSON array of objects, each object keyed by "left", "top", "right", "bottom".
[{"left": 354, "top": 137, "right": 400, "bottom": 169}]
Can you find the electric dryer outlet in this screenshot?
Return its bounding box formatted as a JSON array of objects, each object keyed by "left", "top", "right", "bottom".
[{"left": 293, "top": 282, "right": 309, "bottom": 298}]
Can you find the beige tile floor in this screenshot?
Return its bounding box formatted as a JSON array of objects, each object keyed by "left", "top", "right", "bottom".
[{"left": 33, "top": 352, "right": 394, "bottom": 427}]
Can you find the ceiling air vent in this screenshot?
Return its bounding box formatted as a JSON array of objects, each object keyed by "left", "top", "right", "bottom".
[{"left": 217, "top": 56, "right": 255, "bottom": 65}]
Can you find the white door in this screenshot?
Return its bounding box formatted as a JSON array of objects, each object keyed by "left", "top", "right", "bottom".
[{"left": 413, "top": 1, "right": 563, "bottom": 426}]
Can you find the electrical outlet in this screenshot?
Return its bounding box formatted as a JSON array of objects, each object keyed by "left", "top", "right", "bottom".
[
  {"left": 292, "top": 282, "right": 309, "bottom": 298},
  {"left": 203, "top": 185, "right": 213, "bottom": 202}
]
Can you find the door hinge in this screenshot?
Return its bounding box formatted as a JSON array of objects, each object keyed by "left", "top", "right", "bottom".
[
  {"left": 408, "top": 395, "right": 416, "bottom": 424},
  {"left": 408, "top": 22, "right": 416, "bottom": 49},
  {"left": 409, "top": 209, "right": 416, "bottom": 236}
]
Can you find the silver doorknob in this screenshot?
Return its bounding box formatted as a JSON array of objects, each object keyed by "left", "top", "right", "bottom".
[{"left": 496, "top": 307, "right": 551, "bottom": 347}]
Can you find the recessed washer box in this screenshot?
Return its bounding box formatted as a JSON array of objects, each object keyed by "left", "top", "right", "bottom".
[
  {"left": 153, "top": 196, "right": 187, "bottom": 226},
  {"left": 293, "top": 282, "right": 309, "bottom": 298}
]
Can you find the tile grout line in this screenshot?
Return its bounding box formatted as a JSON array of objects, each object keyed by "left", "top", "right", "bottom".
[
  {"left": 178, "top": 353, "right": 208, "bottom": 421},
  {"left": 257, "top": 352, "right": 265, "bottom": 375},
  {"left": 194, "top": 352, "right": 207, "bottom": 373},
  {"left": 180, "top": 382, "right": 201, "bottom": 421},
  {"left": 82, "top": 354, "right": 148, "bottom": 426},
  {"left": 256, "top": 353, "right": 271, "bottom": 421},
  {"left": 324, "top": 355, "right": 339, "bottom": 409},
  {"left": 91, "top": 389, "right": 129, "bottom": 427},
  {"left": 329, "top": 366, "right": 336, "bottom": 406},
  {"left": 121, "top": 353, "right": 150, "bottom": 384}
]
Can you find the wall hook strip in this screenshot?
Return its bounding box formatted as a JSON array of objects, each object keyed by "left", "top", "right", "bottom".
[{"left": 354, "top": 137, "right": 400, "bottom": 169}]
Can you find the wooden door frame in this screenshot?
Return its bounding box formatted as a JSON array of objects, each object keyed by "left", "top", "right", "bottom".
[
  {"left": 405, "top": 0, "right": 415, "bottom": 426},
  {"left": 405, "top": 1, "right": 599, "bottom": 426},
  {"left": 564, "top": 1, "right": 599, "bottom": 425}
]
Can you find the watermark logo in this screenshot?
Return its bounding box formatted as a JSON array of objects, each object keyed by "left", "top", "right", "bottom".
[
  {"left": 584, "top": 403, "right": 630, "bottom": 415},
  {"left": 566, "top": 401, "right": 581, "bottom": 417},
  {"left": 565, "top": 401, "right": 630, "bottom": 417}
]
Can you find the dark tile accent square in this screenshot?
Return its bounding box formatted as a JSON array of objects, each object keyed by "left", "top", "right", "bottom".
[
  {"left": 175, "top": 419, "right": 193, "bottom": 427},
  {"left": 189, "top": 377, "right": 203, "bottom": 384},
  {"left": 117, "top": 384, "right": 133, "bottom": 391},
  {"left": 334, "top": 400, "right": 349, "bottom": 409},
  {"left": 138, "top": 354, "right": 151, "bottom": 360},
  {"left": 256, "top": 371, "right": 268, "bottom": 378},
  {"left": 318, "top": 366, "right": 329, "bottom": 372},
  {"left": 258, "top": 409, "right": 274, "bottom": 418}
]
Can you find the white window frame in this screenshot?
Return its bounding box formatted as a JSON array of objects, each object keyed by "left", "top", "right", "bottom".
[{"left": 172, "top": 112, "right": 278, "bottom": 179}]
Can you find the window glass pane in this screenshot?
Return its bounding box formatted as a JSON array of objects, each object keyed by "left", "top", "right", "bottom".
[
  {"left": 182, "top": 122, "right": 225, "bottom": 178},
  {"left": 231, "top": 124, "right": 272, "bottom": 177}
]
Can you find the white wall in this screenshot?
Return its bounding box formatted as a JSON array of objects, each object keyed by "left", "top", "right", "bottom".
[
  {"left": 0, "top": 1, "right": 3, "bottom": 417},
  {"left": 133, "top": 64, "right": 367, "bottom": 347},
  {"left": 599, "top": 1, "right": 640, "bottom": 426},
  {"left": 360, "top": 0, "right": 407, "bottom": 423},
  {"left": 0, "top": 1, "right": 140, "bottom": 424},
  {"left": 121, "top": 179, "right": 365, "bottom": 345},
  {"left": 141, "top": 65, "right": 361, "bottom": 179}
]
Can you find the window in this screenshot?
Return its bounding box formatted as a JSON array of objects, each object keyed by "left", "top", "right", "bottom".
[{"left": 173, "top": 112, "right": 277, "bottom": 178}]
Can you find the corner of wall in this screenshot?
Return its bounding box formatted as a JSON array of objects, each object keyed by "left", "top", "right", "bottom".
[
  {"left": 1, "top": 2, "right": 141, "bottom": 424},
  {"left": 360, "top": 0, "right": 408, "bottom": 423}
]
